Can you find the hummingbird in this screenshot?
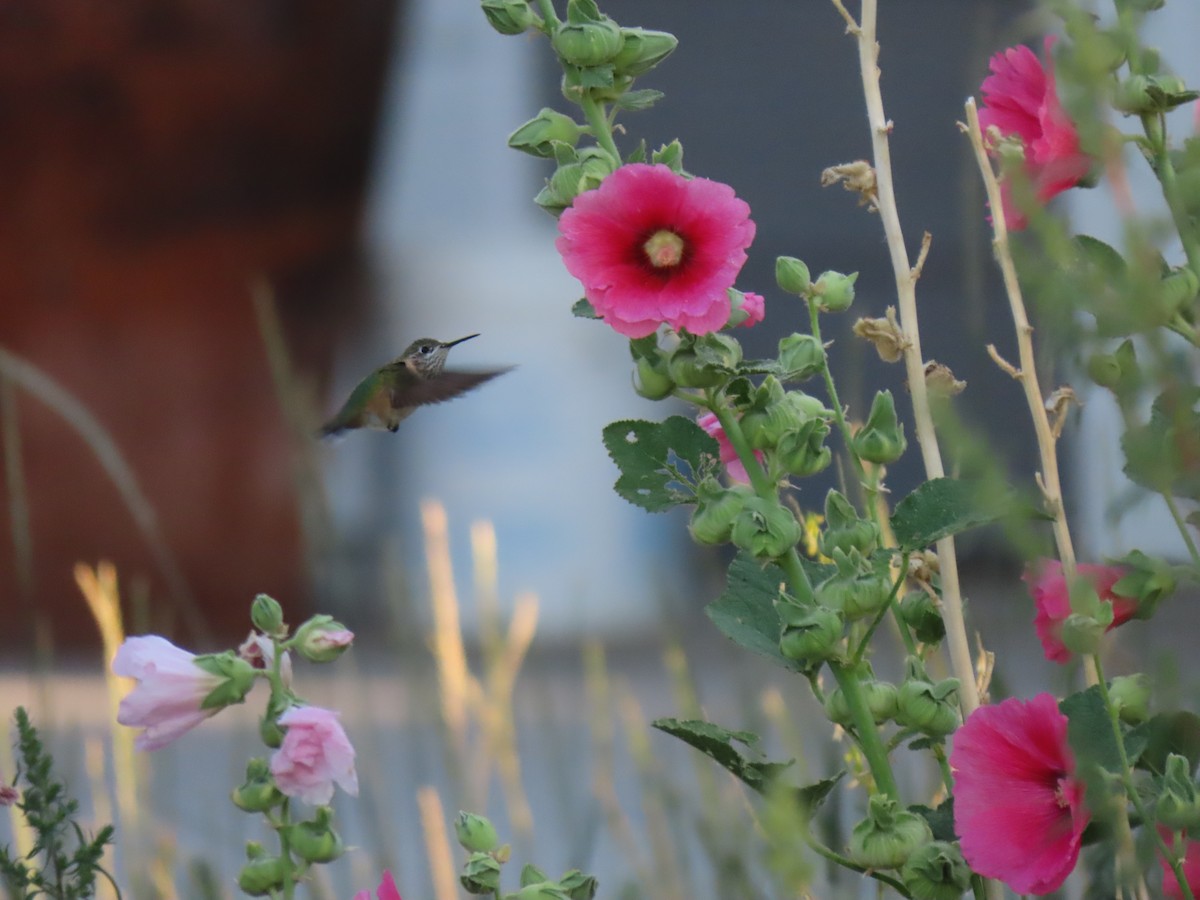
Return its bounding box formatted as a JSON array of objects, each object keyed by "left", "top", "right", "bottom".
[{"left": 318, "top": 334, "right": 510, "bottom": 437}]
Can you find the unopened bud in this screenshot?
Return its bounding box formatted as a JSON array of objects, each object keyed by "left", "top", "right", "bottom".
[
  {"left": 864, "top": 679, "right": 899, "bottom": 725},
  {"left": 731, "top": 497, "right": 803, "bottom": 560},
  {"left": 812, "top": 270, "right": 858, "bottom": 313},
  {"left": 778, "top": 605, "right": 844, "bottom": 665},
  {"left": 284, "top": 808, "right": 344, "bottom": 864},
  {"left": 899, "top": 592, "right": 946, "bottom": 645},
  {"left": 1113, "top": 74, "right": 1156, "bottom": 114},
  {"left": 237, "top": 850, "right": 289, "bottom": 896},
  {"left": 455, "top": 812, "right": 500, "bottom": 853},
  {"left": 774, "top": 420, "right": 832, "bottom": 478},
  {"left": 460, "top": 852, "right": 503, "bottom": 895},
  {"left": 775, "top": 256, "right": 812, "bottom": 296},
  {"left": 1109, "top": 674, "right": 1151, "bottom": 725},
  {"left": 901, "top": 840, "right": 972, "bottom": 900},
  {"left": 1059, "top": 611, "right": 1109, "bottom": 657},
  {"left": 513, "top": 885, "right": 571, "bottom": 900},
  {"left": 508, "top": 108, "right": 584, "bottom": 158},
  {"left": 558, "top": 869, "right": 599, "bottom": 900},
  {"left": 611, "top": 27, "right": 678, "bottom": 77},
  {"left": 819, "top": 490, "right": 878, "bottom": 557},
  {"left": 481, "top": 0, "right": 534, "bottom": 35},
  {"left": 250, "top": 594, "right": 285, "bottom": 636},
  {"left": 633, "top": 355, "right": 675, "bottom": 400},
  {"left": 816, "top": 570, "right": 892, "bottom": 621},
  {"left": 292, "top": 615, "right": 354, "bottom": 663},
  {"left": 849, "top": 794, "right": 933, "bottom": 870},
  {"left": 231, "top": 758, "right": 283, "bottom": 813},
  {"left": 552, "top": 1, "right": 623, "bottom": 67},
  {"left": 520, "top": 864, "right": 550, "bottom": 887},
  {"left": 897, "top": 677, "right": 961, "bottom": 738},
  {"left": 1111, "top": 549, "right": 1176, "bottom": 618},
  {"left": 689, "top": 482, "right": 751, "bottom": 546},
  {"left": 1160, "top": 267, "right": 1199, "bottom": 317},
  {"left": 852, "top": 390, "right": 906, "bottom": 464},
  {"left": 1157, "top": 753, "right": 1200, "bottom": 830},
  {"left": 777, "top": 333, "right": 825, "bottom": 380},
  {"left": 195, "top": 652, "right": 258, "bottom": 711}
]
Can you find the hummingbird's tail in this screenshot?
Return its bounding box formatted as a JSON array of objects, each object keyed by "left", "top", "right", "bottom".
[{"left": 316, "top": 420, "right": 346, "bottom": 439}]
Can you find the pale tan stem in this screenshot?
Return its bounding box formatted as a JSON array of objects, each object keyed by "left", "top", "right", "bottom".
[
  {"left": 839, "top": 0, "right": 981, "bottom": 719},
  {"left": 962, "top": 99, "right": 1098, "bottom": 688}
]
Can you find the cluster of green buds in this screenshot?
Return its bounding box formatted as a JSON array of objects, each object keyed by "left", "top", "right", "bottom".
[
  {"left": 484, "top": 0, "right": 679, "bottom": 212},
  {"left": 895, "top": 657, "right": 961, "bottom": 739},
  {"left": 456, "top": 812, "right": 598, "bottom": 899},
  {"left": 776, "top": 255, "right": 859, "bottom": 314},
  {"left": 1156, "top": 754, "right": 1200, "bottom": 831},
  {"left": 739, "top": 375, "right": 835, "bottom": 479}
]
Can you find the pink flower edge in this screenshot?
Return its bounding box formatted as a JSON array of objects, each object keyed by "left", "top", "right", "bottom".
[
  {"left": 112, "top": 635, "right": 223, "bottom": 751},
  {"left": 269, "top": 705, "right": 359, "bottom": 806},
  {"left": 355, "top": 870, "right": 402, "bottom": 900}
]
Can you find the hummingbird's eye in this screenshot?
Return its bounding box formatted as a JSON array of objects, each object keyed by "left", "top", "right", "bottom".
[{"left": 419, "top": 344, "right": 433, "bottom": 355}]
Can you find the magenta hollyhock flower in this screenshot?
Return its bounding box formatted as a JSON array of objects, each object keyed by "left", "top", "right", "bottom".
[
  {"left": 978, "top": 38, "right": 1090, "bottom": 229},
  {"left": 354, "top": 870, "right": 402, "bottom": 900},
  {"left": 0, "top": 783, "right": 17, "bottom": 807},
  {"left": 1159, "top": 829, "right": 1200, "bottom": 899},
  {"left": 950, "top": 693, "right": 1089, "bottom": 895},
  {"left": 1024, "top": 559, "right": 1135, "bottom": 664},
  {"left": 697, "top": 412, "right": 763, "bottom": 484},
  {"left": 269, "top": 706, "right": 358, "bottom": 806},
  {"left": 112, "top": 635, "right": 226, "bottom": 751},
  {"left": 556, "top": 163, "right": 756, "bottom": 338}
]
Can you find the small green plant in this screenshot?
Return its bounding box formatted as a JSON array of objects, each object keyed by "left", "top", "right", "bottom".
[{"left": 0, "top": 707, "right": 119, "bottom": 900}]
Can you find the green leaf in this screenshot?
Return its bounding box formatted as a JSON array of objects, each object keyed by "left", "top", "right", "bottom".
[
  {"left": 1075, "top": 235, "right": 1127, "bottom": 278},
  {"left": 889, "top": 478, "right": 1014, "bottom": 550},
  {"left": 1061, "top": 686, "right": 1123, "bottom": 773},
  {"left": 652, "top": 718, "right": 792, "bottom": 793},
  {"left": 1121, "top": 386, "right": 1200, "bottom": 499},
  {"left": 625, "top": 139, "right": 647, "bottom": 164},
  {"left": 796, "top": 771, "right": 844, "bottom": 816},
  {"left": 602, "top": 417, "right": 719, "bottom": 511},
  {"left": 1129, "top": 711, "right": 1200, "bottom": 774},
  {"left": 571, "top": 297, "right": 600, "bottom": 319},
  {"left": 705, "top": 553, "right": 803, "bottom": 672},
  {"left": 576, "top": 64, "right": 614, "bottom": 91},
  {"left": 613, "top": 89, "right": 664, "bottom": 111},
  {"left": 910, "top": 799, "right": 956, "bottom": 842}
]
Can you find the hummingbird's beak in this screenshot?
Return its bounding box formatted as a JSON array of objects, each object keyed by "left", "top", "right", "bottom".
[{"left": 443, "top": 333, "right": 480, "bottom": 348}]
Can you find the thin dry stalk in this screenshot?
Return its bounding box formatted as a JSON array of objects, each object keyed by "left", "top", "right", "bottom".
[
  {"left": 417, "top": 786, "right": 459, "bottom": 900},
  {"left": 961, "top": 98, "right": 1098, "bottom": 688},
  {"left": 830, "top": 0, "right": 981, "bottom": 717}
]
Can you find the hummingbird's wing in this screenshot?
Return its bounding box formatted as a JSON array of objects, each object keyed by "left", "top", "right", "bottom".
[{"left": 394, "top": 368, "right": 514, "bottom": 408}]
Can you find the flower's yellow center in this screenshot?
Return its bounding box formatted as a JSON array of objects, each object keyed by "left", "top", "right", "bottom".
[{"left": 642, "top": 229, "right": 685, "bottom": 268}]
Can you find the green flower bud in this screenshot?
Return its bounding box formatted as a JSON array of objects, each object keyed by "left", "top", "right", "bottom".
[
  {"left": 899, "top": 592, "right": 946, "bottom": 645},
  {"left": 611, "top": 27, "right": 678, "bottom": 77},
  {"left": 250, "top": 593, "right": 285, "bottom": 636},
  {"left": 632, "top": 355, "right": 675, "bottom": 400},
  {"left": 852, "top": 389, "right": 907, "bottom": 465},
  {"left": 1059, "top": 611, "right": 1109, "bottom": 656},
  {"left": 1109, "top": 673, "right": 1152, "bottom": 725},
  {"left": 231, "top": 758, "right": 283, "bottom": 813},
  {"left": 816, "top": 570, "right": 891, "bottom": 621},
  {"left": 520, "top": 864, "right": 550, "bottom": 887},
  {"left": 731, "top": 497, "right": 804, "bottom": 560},
  {"left": 896, "top": 677, "right": 961, "bottom": 738},
  {"left": 237, "top": 848, "right": 289, "bottom": 896},
  {"left": 284, "top": 808, "right": 344, "bottom": 864},
  {"left": 558, "top": 869, "right": 599, "bottom": 900},
  {"left": 508, "top": 108, "right": 584, "bottom": 158},
  {"left": 779, "top": 605, "right": 844, "bottom": 664},
  {"left": 1111, "top": 549, "right": 1176, "bottom": 617},
  {"left": 850, "top": 795, "right": 933, "bottom": 870},
  {"left": 1160, "top": 267, "right": 1199, "bottom": 317},
  {"left": 460, "top": 852, "right": 503, "bottom": 895},
  {"left": 454, "top": 811, "right": 499, "bottom": 853},
  {"left": 512, "top": 885, "right": 571, "bottom": 900},
  {"left": 689, "top": 482, "right": 751, "bottom": 546},
  {"left": 292, "top": 614, "right": 354, "bottom": 663},
  {"left": 813, "top": 270, "right": 858, "bottom": 313},
  {"left": 1086, "top": 351, "right": 1123, "bottom": 389},
  {"left": 194, "top": 652, "right": 258, "bottom": 711},
  {"left": 864, "top": 679, "right": 899, "bottom": 725},
  {"left": 667, "top": 349, "right": 723, "bottom": 388},
  {"left": 775, "top": 256, "right": 812, "bottom": 295},
  {"left": 551, "top": 1, "right": 624, "bottom": 67},
  {"left": 1157, "top": 753, "right": 1200, "bottom": 830},
  {"left": 901, "top": 840, "right": 972, "bottom": 900},
  {"left": 823, "top": 687, "right": 853, "bottom": 728},
  {"left": 546, "top": 148, "right": 616, "bottom": 210},
  {"left": 1113, "top": 74, "right": 1156, "bottom": 114},
  {"left": 480, "top": 0, "right": 534, "bottom": 35},
  {"left": 819, "top": 490, "right": 879, "bottom": 557},
  {"left": 774, "top": 419, "right": 832, "bottom": 478},
  {"left": 777, "top": 333, "right": 826, "bottom": 380}
]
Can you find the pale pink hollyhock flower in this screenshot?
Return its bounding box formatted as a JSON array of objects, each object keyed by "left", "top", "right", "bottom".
[
  {"left": 1158, "top": 829, "right": 1200, "bottom": 899},
  {"left": 556, "top": 163, "right": 756, "bottom": 338},
  {"left": 736, "top": 291, "right": 765, "bottom": 328},
  {"left": 697, "top": 412, "right": 763, "bottom": 484},
  {"left": 978, "top": 38, "right": 1091, "bottom": 230},
  {"left": 1024, "top": 559, "right": 1135, "bottom": 664},
  {"left": 237, "top": 631, "right": 293, "bottom": 687},
  {"left": 112, "top": 635, "right": 225, "bottom": 751},
  {"left": 269, "top": 706, "right": 358, "bottom": 806},
  {"left": 354, "top": 870, "right": 402, "bottom": 900},
  {"left": 950, "top": 693, "right": 1089, "bottom": 895}
]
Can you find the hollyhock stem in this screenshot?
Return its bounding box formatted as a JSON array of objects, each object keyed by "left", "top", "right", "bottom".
[
  {"left": 799, "top": 831, "right": 912, "bottom": 895},
  {"left": 578, "top": 93, "right": 621, "bottom": 162},
  {"left": 830, "top": 0, "right": 982, "bottom": 724},
  {"left": 961, "top": 98, "right": 1098, "bottom": 689},
  {"left": 1140, "top": 111, "right": 1200, "bottom": 283},
  {"left": 1161, "top": 490, "right": 1200, "bottom": 572},
  {"left": 531, "top": 0, "right": 558, "bottom": 29}
]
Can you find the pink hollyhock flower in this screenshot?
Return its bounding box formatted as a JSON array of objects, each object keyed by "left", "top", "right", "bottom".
[
  {"left": 238, "top": 631, "right": 293, "bottom": 687},
  {"left": 0, "top": 783, "right": 17, "bottom": 807},
  {"left": 1024, "top": 559, "right": 1135, "bottom": 663},
  {"left": 269, "top": 706, "right": 358, "bottom": 806},
  {"left": 978, "top": 38, "right": 1091, "bottom": 230},
  {"left": 951, "top": 693, "right": 1089, "bottom": 895},
  {"left": 697, "top": 412, "right": 763, "bottom": 484},
  {"left": 112, "top": 635, "right": 226, "bottom": 751},
  {"left": 354, "top": 870, "right": 402, "bottom": 900},
  {"left": 1159, "top": 829, "right": 1200, "bottom": 899},
  {"left": 556, "top": 163, "right": 756, "bottom": 338}
]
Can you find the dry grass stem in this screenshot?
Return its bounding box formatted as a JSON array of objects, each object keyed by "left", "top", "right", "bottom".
[{"left": 417, "top": 786, "right": 459, "bottom": 900}]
